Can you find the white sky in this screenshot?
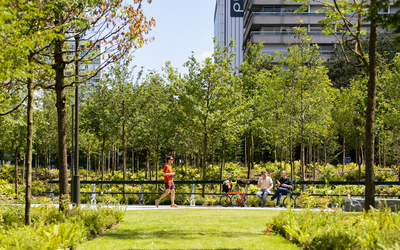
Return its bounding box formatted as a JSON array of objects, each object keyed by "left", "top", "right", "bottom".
[{"left": 130, "top": 0, "right": 216, "bottom": 76}]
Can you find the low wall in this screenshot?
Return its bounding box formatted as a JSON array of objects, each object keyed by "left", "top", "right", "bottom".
[{"left": 343, "top": 198, "right": 400, "bottom": 212}]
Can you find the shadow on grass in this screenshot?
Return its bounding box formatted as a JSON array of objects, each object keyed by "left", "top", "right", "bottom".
[{"left": 101, "top": 228, "right": 262, "bottom": 241}]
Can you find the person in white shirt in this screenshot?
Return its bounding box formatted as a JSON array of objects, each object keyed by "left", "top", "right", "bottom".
[{"left": 256, "top": 170, "right": 273, "bottom": 207}]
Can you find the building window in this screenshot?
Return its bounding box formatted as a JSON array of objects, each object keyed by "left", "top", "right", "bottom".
[
  {"left": 263, "top": 7, "right": 284, "bottom": 12},
  {"left": 310, "top": 25, "right": 323, "bottom": 32}
]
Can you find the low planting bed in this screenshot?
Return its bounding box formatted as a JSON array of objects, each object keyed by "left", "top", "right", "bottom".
[{"left": 0, "top": 204, "right": 124, "bottom": 249}]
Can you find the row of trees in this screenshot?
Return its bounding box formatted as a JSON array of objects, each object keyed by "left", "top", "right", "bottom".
[
  {"left": 2, "top": 0, "right": 400, "bottom": 221},
  {"left": 0, "top": 0, "right": 155, "bottom": 220},
  {"left": 17, "top": 27, "right": 398, "bottom": 192}
]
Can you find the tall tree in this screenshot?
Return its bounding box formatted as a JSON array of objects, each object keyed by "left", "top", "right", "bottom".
[
  {"left": 275, "top": 27, "right": 332, "bottom": 181},
  {"left": 292, "top": 0, "right": 381, "bottom": 209},
  {"left": 177, "top": 39, "right": 243, "bottom": 195},
  {"left": 32, "top": 0, "right": 155, "bottom": 210},
  {"left": 238, "top": 42, "right": 273, "bottom": 178}
]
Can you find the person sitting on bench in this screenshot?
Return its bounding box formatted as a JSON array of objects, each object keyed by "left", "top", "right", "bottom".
[
  {"left": 270, "top": 171, "right": 293, "bottom": 207},
  {"left": 256, "top": 170, "right": 273, "bottom": 207}
]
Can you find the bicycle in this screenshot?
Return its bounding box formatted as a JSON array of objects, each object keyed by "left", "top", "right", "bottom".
[
  {"left": 281, "top": 181, "right": 301, "bottom": 208},
  {"left": 219, "top": 178, "right": 249, "bottom": 207},
  {"left": 282, "top": 181, "right": 314, "bottom": 208}
]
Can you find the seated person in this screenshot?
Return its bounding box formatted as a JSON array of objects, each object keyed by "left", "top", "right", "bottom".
[
  {"left": 256, "top": 170, "right": 273, "bottom": 207},
  {"left": 270, "top": 171, "right": 293, "bottom": 207}
]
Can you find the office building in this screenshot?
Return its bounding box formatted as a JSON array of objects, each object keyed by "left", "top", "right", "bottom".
[
  {"left": 68, "top": 40, "right": 102, "bottom": 87},
  {"left": 243, "top": 0, "right": 399, "bottom": 59},
  {"left": 214, "top": 0, "right": 245, "bottom": 69}
]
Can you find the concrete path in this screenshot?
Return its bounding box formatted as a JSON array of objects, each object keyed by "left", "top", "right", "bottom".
[{"left": 28, "top": 203, "right": 334, "bottom": 211}]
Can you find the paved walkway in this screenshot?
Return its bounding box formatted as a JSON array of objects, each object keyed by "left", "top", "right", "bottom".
[{"left": 29, "top": 203, "right": 334, "bottom": 211}]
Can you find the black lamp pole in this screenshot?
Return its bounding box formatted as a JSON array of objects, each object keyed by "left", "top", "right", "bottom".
[
  {"left": 71, "top": 103, "right": 74, "bottom": 202},
  {"left": 72, "top": 35, "right": 80, "bottom": 205}
]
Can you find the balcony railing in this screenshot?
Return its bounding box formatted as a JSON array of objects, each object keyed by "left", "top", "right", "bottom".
[
  {"left": 252, "top": 12, "right": 327, "bottom": 16},
  {"left": 250, "top": 31, "right": 344, "bottom": 36},
  {"left": 245, "top": 12, "right": 328, "bottom": 30}
]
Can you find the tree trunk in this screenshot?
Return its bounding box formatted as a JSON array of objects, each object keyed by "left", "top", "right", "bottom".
[
  {"left": 112, "top": 144, "right": 115, "bottom": 175},
  {"left": 94, "top": 153, "right": 97, "bottom": 175},
  {"left": 201, "top": 131, "right": 208, "bottom": 197},
  {"left": 156, "top": 145, "right": 159, "bottom": 191},
  {"left": 250, "top": 133, "right": 254, "bottom": 171},
  {"left": 343, "top": 137, "right": 346, "bottom": 172},
  {"left": 244, "top": 137, "right": 247, "bottom": 170},
  {"left": 365, "top": 10, "right": 378, "bottom": 210},
  {"left": 220, "top": 139, "right": 226, "bottom": 192},
  {"left": 301, "top": 141, "right": 305, "bottom": 181},
  {"left": 108, "top": 147, "right": 111, "bottom": 174},
  {"left": 15, "top": 148, "right": 19, "bottom": 195},
  {"left": 95, "top": 151, "right": 98, "bottom": 174},
  {"left": 54, "top": 36, "right": 69, "bottom": 212},
  {"left": 131, "top": 146, "right": 134, "bottom": 174},
  {"left": 378, "top": 133, "right": 381, "bottom": 167},
  {"left": 222, "top": 139, "right": 226, "bottom": 173},
  {"left": 212, "top": 139, "right": 215, "bottom": 168},
  {"left": 317, "top": 144, "right": 320, "bottom": 178},
  {"left": 116, "top": 147, "right": 119, "bottom": 172},
  {"left": 22, "top": 154, "right": 25, "bottom": 185},
  {"left": 146, "top": 148, "right": 150, "bottom": 180},
  {"left": 87, "top": 145, "right": 91, "bottom": 179},
  {"left": 313, "top": 145, "right": 316, "bottom": 181},
  {"left": 358, "top": 147, "right": 362, "bottom": 181},
  {"left": 122, "top": 119, "right": 126, "bottom": 202},
  {"left": 136, "top": 152, "right": 139, "bottom": 175},
  {"left": 190, "top": 149, "right": 193, "bottom": 166},
  {"left": 1, "top": 150, "right": 3, "bottom": 167},
  {"left": 35, "top": 144, "right": 38, "bottom": 170},
  {"left": 383, "top": 132, "right": 386, "bottom": 168},
  {"left": 324, "top": 139, "right": 327, "bottom": 166},
  {"left": 101, "top": 138, "right": 105, "bottom": 189},
  {"left": 197, "top": 151, "right": 200, "bottom": 171},
  {"left": 290, "top": 135, "right": 294, "bottom": 180},
  {"left": 185, "top": 146, "right": 188, "bottom": 176}
]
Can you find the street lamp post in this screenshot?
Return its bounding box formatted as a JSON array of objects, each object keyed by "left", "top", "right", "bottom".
[{"left": 72, "top": 35, "right": 80, "bottom": 205}]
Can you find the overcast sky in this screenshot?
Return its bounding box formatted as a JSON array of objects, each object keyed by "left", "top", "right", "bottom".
[{"left": 130, "top": 0, "right": 216, "bottom": 76}]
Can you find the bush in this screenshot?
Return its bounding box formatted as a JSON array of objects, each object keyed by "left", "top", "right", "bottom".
[
  {"left": 344, "top": 170, "right": 359, "bottom": 181},
  {"left": 0, "top": 204, "right": 124, "bottom": 249},
  {"left": 127, "top": 195, "right": 139, "bottom": 205},
  {"left": 194, "top": 196, "right": 206, "bottom": 206},
  {"left": 376, "top": 171, "right": 391, "bottom": 181},
  {"left": 266, "top": 208, "right": 400, "bottom": 249},
  {"left": 204, "top": 195, "right": 219, "bottom": 206},
  {"left": 247, "top": 195, "right": 262, "bottom": 207}
]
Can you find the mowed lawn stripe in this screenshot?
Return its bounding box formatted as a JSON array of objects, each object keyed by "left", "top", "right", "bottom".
[{"left": 79, "top": 209, "right": 300, "bottom": 250}]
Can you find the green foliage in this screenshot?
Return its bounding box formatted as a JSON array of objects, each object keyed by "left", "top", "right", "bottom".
[
  {"left": 194, "top": 196, "right": 206, "bottom": 206},
  {"left": 0, "top": 204, "right": 124, "bottom": 249},
  {"left": 267, "top": 208, "right": 400, "bottom": 249}
]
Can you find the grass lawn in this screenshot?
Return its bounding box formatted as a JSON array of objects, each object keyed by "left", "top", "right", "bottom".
[{"left": 79, "top": 208, "right": 300, "bottom": 250}]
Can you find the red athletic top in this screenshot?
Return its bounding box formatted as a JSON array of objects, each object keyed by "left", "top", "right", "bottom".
[{"left": 163, "top": 164, "right": 173, "bottom": 183}]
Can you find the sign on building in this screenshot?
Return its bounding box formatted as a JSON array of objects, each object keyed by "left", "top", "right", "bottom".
[{"left": 231, "top": 0, "right": 244, "bottom": 17}]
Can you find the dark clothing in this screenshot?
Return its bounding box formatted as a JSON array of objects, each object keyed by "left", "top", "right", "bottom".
[
  {"left": 271, "top": 177, "right": 293, "bottom": 206},
  {"left": 271, "top": 187, "right": 289, "bottom": 206},
  {"left": 279, "top": 177, "right": 293, "bottom": 188}
]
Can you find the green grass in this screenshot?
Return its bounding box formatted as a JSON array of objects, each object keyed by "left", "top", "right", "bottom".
[{"left": 79, "top": 209, "right": 300, "bottom": 250}]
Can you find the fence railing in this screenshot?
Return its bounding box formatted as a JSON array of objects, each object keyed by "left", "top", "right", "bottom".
[{"left": 46, "top": 180, "right": 400, "bottom": 205}]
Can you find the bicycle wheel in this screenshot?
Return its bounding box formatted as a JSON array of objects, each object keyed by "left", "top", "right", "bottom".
[
  {"left": 219, "top": 194, "right": 232, "bottom": 207},
  {"left": 282, "top": 196, "right": 295, "bottom": 208},
  {"left": 230, "top": 193, "right": 243, "bottom": 206}
]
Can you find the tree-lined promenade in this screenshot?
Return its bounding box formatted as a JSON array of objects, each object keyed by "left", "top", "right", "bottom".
[{"left": 1, "top": 0, "right": 400, "bottom": 247}]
